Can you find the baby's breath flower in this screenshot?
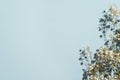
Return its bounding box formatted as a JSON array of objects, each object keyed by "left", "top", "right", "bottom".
[
  {"left": 116, "top": 33, "right": 120, "bottom": 40},
  {"left": 109, "top": 5, "right": 120, "bottom": 16}
]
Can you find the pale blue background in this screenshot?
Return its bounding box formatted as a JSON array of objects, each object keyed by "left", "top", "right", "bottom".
[{"left": 0, "top": 0, "right": 119, "bottom": 80}]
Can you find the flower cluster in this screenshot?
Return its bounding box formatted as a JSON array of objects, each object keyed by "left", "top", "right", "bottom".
[
  {"left": 109, "top": 5, "right": 120, "bottom": 16},
  {"left": 79, "top": 5, "right": 120, "bottom": 80}
]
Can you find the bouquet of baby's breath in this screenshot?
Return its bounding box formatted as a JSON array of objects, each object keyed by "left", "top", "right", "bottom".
[{"left": 79, "top": 5, "right": 120, "bottom": 80}]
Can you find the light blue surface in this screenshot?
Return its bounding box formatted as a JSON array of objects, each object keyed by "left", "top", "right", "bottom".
[{"left": 0, "top": 0, "right": 119, "bottom": 80}]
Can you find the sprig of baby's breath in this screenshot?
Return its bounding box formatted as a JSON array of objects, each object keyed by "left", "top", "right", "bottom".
[{"left": 79, "top": 5, "right": 120, "bottom": 80}]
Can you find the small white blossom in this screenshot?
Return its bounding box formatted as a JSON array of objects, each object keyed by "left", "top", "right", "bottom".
[{"left": 109, "top": 5, "right": 120, "bottom": 16}]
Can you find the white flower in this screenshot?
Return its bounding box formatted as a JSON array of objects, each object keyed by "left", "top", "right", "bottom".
[
  {"left": 107, "top": 34, "right": 113, "bottom": 40},
  {"left": 109, "top": 5, "right": 120, "bottom": 16}
]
